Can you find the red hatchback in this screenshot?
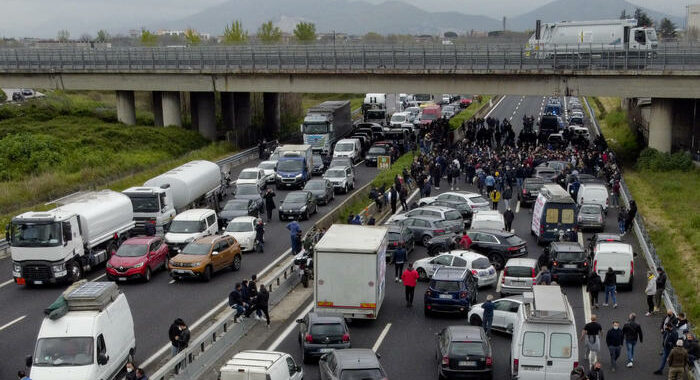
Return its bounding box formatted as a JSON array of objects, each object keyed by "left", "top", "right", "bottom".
[{"left": 106, "top": 236, "right": 169, "bottom": 282}]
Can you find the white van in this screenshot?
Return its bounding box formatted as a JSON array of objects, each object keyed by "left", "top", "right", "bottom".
[
  {"left": 591, "top": 242, "right": 634, "bottom": 289},
  {"left": 576, "top": 183, "right": 609, "bottom": 214},
  {"left": 220, "top": 350, "right": 303, "bottom": 380},
  {"left": 470, "top": 210, "right": 505, "bottom": 231},
  {"left": 511, "top": 285, "right": 578, "bottom": 380},
  {"left": 28, "top": 282, "right": 135, "bottom": 380},
  {"left": 333, "top": 138, "right": 362, "bottom": 163},
  {"left": 165, "top": 208, "right": 218, "bottom": 254}
]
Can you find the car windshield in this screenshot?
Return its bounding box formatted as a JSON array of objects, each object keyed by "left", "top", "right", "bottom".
[
  {"left": 34, "top": 337, "right": 94, "bottom": 366},
  {"left": 580, "top": 205, "right": 601, "bottom": 214},
  {"left": 444, "top": 210, "right": 462, "bottom": 221},
  {"left": 226, "top": 221, "right": 253, "bottom": 232},
  {"left": 336, "top": 143, "right": 354, "bottom": 152},
  {"left": 9, "top": 222, "right": 62, "bottom": 247},
  {"left": 368, "top": 147, "right": 386, "bottom": 154},
  {"left": 236, "top": 185, "right": 259, "bottom": 196},
  {"left": 472, "top": 257, "right": 491, "bottom": 269},
  {"left": 129, "top": 195, "right": 160, "bottom": 213},
  {"left": 331, "top": 160, "right": 349, "bottom": 168},
  {"left": 181, "top": 242, "right": 211, "bottom": 255},
  {"left": 391, "top": 114, "right": 406, "bottom": 123},
  {"left": 431, "top": 280, "right": 460, "bottom": 292},
  {"left": 505, "top": 235, "right": 524, "bottom": 246},
  {"left": 366, "top": 110, "right": 385, "bottom": 119},
  {"left": 224, "top": 201, "right": 248, "bottom": 211},
  {"left": 238, "top": 171, "right": 258, "bottom": 179},
  {"left": 258, "top": 162, "right": 276, "bottom": 170},
  {"left": 556, "top": 250, "right": 585, "bottom": 261},
  {"left": 450, "top": 342, "right": 484, "bottom": 356},
  {"left": 285, "top": 193, "right": 308, "bottom": 203},
  {"left": 312, "top": 155, "right": 323, "bottom": 164},
  {"left": 115, "top": 244, "right": 148, "bottom": 257},
  {"left": 525, "top": 182, "right": 545, "bottom": 191},
  {"left": 422, "top": 112, "right": 438, "bottom": 121},
  {"left": 310, "top": 323, "right": 345, "bottom": 336},
  {"left": 506, "top": 266, "right": 534, "bottom": 277},
  {"left": 340, "top": 369, "right": 384, "bottom": 380},
  {"left": 305, "top": 181, "right": 325, "bottom": 190},
  {"left": 168, "top": 220, "right": 204, "bottom": 233},
  {"left": 277, "top": 160, "right": 303, "bottom": 172},
  {"left": 326, "top": 169, "right": 345, "bottom": 178}
]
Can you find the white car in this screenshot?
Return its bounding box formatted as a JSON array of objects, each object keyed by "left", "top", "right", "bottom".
[
  {"left": 223, "top": 216, "right": 260, "bottom": 252},
  {"left": 470, "top": 210, "right": 506, "bottom": 231},
  {"left": 467, "top": 296, "right": 524, "bottom": 333},
  {"left": 236, "top": 168, "right": 266, "bottom": 190},
  {"left": 257, "top": 161, "right": 277, "bottom": 184},
  {"left": 413, "top": 250, "right": 498, "bottom": 287},
  {"left": 390, "top": 112, "right": 413, "bottom": 128},
  {"left": 419, "top": 192, "right": 490, "bottom": 213}
]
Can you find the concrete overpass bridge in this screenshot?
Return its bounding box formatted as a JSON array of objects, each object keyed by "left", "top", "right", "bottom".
[{"left": 1, "top": 44, "right": 698, "bottom": 152}]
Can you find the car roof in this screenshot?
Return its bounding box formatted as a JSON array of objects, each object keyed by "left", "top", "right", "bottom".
[
  {"left": 441, "top": 250, "right": 487, "bottom": 261},
  {"left": 241, "top": 167, "right": 260, "bottom": 172},
  {"left": 595, "top": 242, "right": 633, "bottom": 253},
  {"left": 580, "top": 203, "right": 603, "bottom": 209},
  {"left": 286, "top": 190, "right": 311, "bottom": 197},
  {"left": 446, "top": 325, "right": 485, "bottom": 341},
  {"left": 194, "top": 235, "right": 226, "bottom": 244},
  {"left": 334, "top": 349, "right": 381, "bottom": 369},
  {"left": 231, "top": 216, "right": 257, "bottom": 223},
  {"left": 307, "top": 179, "right": 329, "bottom": 184},
  {"left": 307, "top": 312, "right": 345, "bottom": 323},
  {"left": 433, "top": 267, "right": 468, "bottom": 280},
  {"left": 505, "top": 258, "right": 538, "bottom": 267},
  {"left": 594, "top": 233, "right": 621, "bottom": 241},
  {"left": 387, "top": 224, "right": 406, "bottom": 233},
  {"left": 176, "top": 208, "right": 215, "bottom": 219},
  {"left": 468, "top": 228, "right": 513, "bottom": 237},
  {"left": 123, "top": 236, "right": 160, "bottom": 244},
  {"left": 416, "top": 205, "right": 452, "bottom": 213},
  {"left": 325, "top": 166, "right": 350, "bottom": 172},
  {"left": 550, "top": 242, "right": 584, "bottom": 252}
]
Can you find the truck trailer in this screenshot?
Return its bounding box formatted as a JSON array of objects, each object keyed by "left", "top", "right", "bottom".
[
  {"left": 301, "top": 101, "right": 352, "bottom": 155},
  {"left": 314, "top": 224, "right": 388, "bottom": 320},
  {"left": 8, "top": 190, "right": 135, "bottom": 285}
]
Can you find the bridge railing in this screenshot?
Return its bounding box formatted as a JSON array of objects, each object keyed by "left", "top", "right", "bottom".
[{"left": 1, "top": 44, "right": 700, "bottom": 72}]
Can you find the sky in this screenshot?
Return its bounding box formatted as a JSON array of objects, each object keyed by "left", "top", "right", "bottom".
[{"left": 0, "top": 0, "right": 695, "bottom": 38}]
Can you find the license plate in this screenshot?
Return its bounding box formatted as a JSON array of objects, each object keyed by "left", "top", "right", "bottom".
[
  {"left": 174, "top": 270, "right": 188, "bottom": 274},
  {"left": 520, "top": 247, "right": 526, "bottom": 252},
  {"left": 319, "top": 348, "right": 333, "bottom": 353},
  {"left": 439, "top": 294, "right": 453, "bottom": 299},
  {"left": 118, "top": 277, "right": 127, "bottom": 281},
  {"left": 33, "top": 280, "right": 43, "bottom": 285},
  {"left": 459, "top": 361, "right": 476, "bottom": 366},
  {"left": 563, "top": 264, "right": 577, "bottom": 269}
]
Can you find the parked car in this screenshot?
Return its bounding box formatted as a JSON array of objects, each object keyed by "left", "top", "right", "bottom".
[
  {"left": 106, "top": 236, "right": 168, "bottom": 282},
  {"left": 533, "top": 165, "right": 558, "bottom": 181},
  {"left": 303, "top": 179, "right": 335, "bottom": 205},
  {"left": 278, "top": 191, "right": 317, "bottom": 220},
  {"left": 576, "top": 203, "right": 605, "bottom": 231},
  {"left": 318, "top": 349, "right": 386, "bottom": 380},
  {"left": 429, "top": 200, "right": 474, "bottom": 226},
  {"left": 323, "top": 166, "right": 355, "bottom": 194},
  {"left": 233, "top": 184, "right": 264, "bottom": 214},
  {"left": 419, "top": 191, "right": 490, "bottom": 213},
  {"left": 386, "top": 223, "right": 415, "bottom": 263},
  {"left": 425, "top": 234, "right": 461, "bottom": 257},
  {"left": 236, "top": 168, "right": 266, "bottom": 190},
  {"left": 468, "top": 296, "right": 524, "bottom": 334},
  {"left": 436, "top": 325, "right": 493, "bottom": 380},
  {"left": 222, "top": 216, "right": 260, "bottom": 252},
  {"left": 21, "top": 88, "right": 34, "bottom": 96},
  {"left": 390, "top": 216, "right": 455, "bottom": 246},
  {"left": 519, "top": 178, "right": 546, "bottom": 206},
  {"left": 257, "top": 161, "right": 277, "bottom": 183},
  {"left": 311, "top": 154, "right": 327, "bottom": 175},
  {"left": 388, "top": 206, "right": 463, "bottom": 235},
  {"left": 414, "top": 250, "right": 497, "bottom": 287},
  {"left": 500, "top": 258, "right": 541, "bottom": 296},
  {"left": 546, "top": 242, "right": 589, "bottom": 283},
  {"left": 168, "top": 235, "right": 242, "bottom": 281},
  {"left": 586, "top": 233, "right": 622, "bottom": 255},
  {"left": 218, "top": 199, "right": 259, "bottom": 227},
  {"left": 424, "top": 267, "right": 478, "bottom": 316},
  {"left": 297, "top": 312, "right": 351, "bottom": 363},
  {"left": 364, "top": 144, "right": 391, "bottom": 166}
]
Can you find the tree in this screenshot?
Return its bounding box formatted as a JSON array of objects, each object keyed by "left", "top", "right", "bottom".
[
  {"left": 79, "top": 33, "right": 92, "bottom": 42},
  {"left": 657, "top": 18, "right": 677, "bottom": 40},
  {"left": 293, "top": 22, "right": 316, "bottom": 43},
  {"left": 184, "top": 28, "right": 201, "bottom": 46},
  {"left": 444, "top": 31, "right": 458, "bottom": 39},
  {"left": 620, "top": 9, "right": 628, "bottom": 19},
  {"left": 222, "top": 20, "right": 248, "bottom": 44},
  {"left": 96, "top": 29, "right": 110, "bottom": 43},
  {"left": 57, "top": 29, "right": 70, "bottom": 42},
  {"left": 634, "top": 8, "right": 653, "bottom": 27},
  {"left": 140, "top": 28, "right": 158, "bottom": 46},
  {"left": 257, "top": 21, "right": 282, "bottom": 44},
  {"left": 363, "top": 32, "right": 384, "bottom": 44}
]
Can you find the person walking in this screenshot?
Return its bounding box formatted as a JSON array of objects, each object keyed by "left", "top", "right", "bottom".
[
  {"left": 263, "top": 188, "right": 276, "bottom": 222},
  {"left": 286, "top": 221, "right": 301, "bottom": 254},
  {"left": 603, "top": 267, "right": 617, "bottom": 308},
  {"left": 135, "top": 368, "right": 149, "bottom": 380},
  {"left": 645, "top": 270, "right": 657, "bottom": 316},
  {"left": 255, "top": 219, "right": 265, "bottom": 253},
  {"left": 245, "top": 284, "right": 270, "bottom": 327},
  {"left": 666, "top": 340, "right": 688, "bottom": 380},
  {"left": 125, "top": 362, "right": 137, "bottom": 380},
  {"left": 581, "top": 314, "right": 603, "bottom": 366},
  {"left": 459, "top": 231, "right": 472, "bottom": 250},
  {"left": 588, "top": 362, "right": 605, "bottom": 380},
  {"left": 502, "top": 186, "right": 513, "bottom": 209},
  {"left": 401, "top": 263, "right": 419, "bottom": 307},
  {"left": 390, "top": 186, "right": 398, "bottom": 214},
  {"left": 393, "top": 243, "right": 407, "bottom": 283},
  {"left": 168, "top": 318, "right": 185, "bottom": 357},
  {"left": 617, "top": 207, "right": 627, "bottom": 235},
  {"left": 228, "top": 283, "right": 247, "bottom": 323},
  {"left": 482, "top": 295, "right": 495, "bottom": 338},
  {"left": 606, "top": 321, "right": 624, "bottom": 372},
  {"left": 622, "top": 313, "right": 643, "bottom": 368},
  {"left": 654, "top": 322, "right": 680, "bottom": 375},
  {"left": 587, "top": 271, "right": 603, "bottom": 309},
  {"left": 503, "top": 207, "right": 515, "bottom": 232},
  {"left": 655, "top": 267, "right": 667, "bottom": 312},
  {"left": 489, "top": 189, "right": 501, "bottom": 210},
  {"left": 17, "top": 371, "right": 31, "bottom": 380}
]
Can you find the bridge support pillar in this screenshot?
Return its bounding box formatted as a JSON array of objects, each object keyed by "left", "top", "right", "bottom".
[
  {"left": 263, "top": 92, "right": 281, "bottom": 140},
  {"left": 649, "top": 98, "right": 673, "bottom": 153},
  {"left": 116, "top": 90, "right": 136, "bottom": 125},
  {"left": 221, "top": 92, "right": 235, "bottom": 143},
  {"left": 234, "top": 92, "right": 252, "bottom": 147},
  {"left": 189, "top": 92, "right": 200, "bottom": 130},
  {"left": 192, "top": 92, "right": 217, "bottom": 140},
  {"left": 162, "top": 91, "right": 182, "bottom": 127},
  {"left": 152, "top": 91, "right": 163, "bottom": 127}
]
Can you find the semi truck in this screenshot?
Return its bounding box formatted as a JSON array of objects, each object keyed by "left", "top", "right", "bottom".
[
  {"left": 313, "top": 224, "right": 388, "bottom": 320},
  {"left": 527, "top": 19, "right": 658, "bottom": 58},
  {"left": 8, "top": 190, "right": 135, "bottom": 286},
  {"left": 122, "top": 160, "right": 222, "bottom": 235},
  {"left": 301, "top": 101, "right": 352, "bottom": 155},
  {"left": 275, "top": 144, "right": 313, "bottom": 189}
]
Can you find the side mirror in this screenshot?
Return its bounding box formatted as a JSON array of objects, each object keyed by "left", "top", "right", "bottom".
[
  {"left": 296, "top": 365, "right": 302, "bottom": 372},
  {"left": 97, "top": 353, "right": 109, "bottom": 365},
  {"left": 299, "top": 124, "right": 304, "bottom": 133},
  {"left": 296, "top": 319, "right": 304, "bottom": 324},
  {"left": 507, "top": 323, "right": 514, "bottom": 333},
  {"left": 212, "top": 251, "right": 219, "bottom": 256},
  {"left": 25, "top": 355, "right": 33, "bottom": 367},
  {"left": 319, "top": 354, "right": 328, "bottom": 361}
]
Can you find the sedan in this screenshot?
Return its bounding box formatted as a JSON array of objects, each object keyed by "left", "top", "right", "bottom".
[
  {"left": 297, "top": 312, "right": 351, "bottom": 363},
  {"left": 467, "top": 296, "right": 524, "bottom": 334},
  {"left": 222, "top": 216, "right": 260, "bottom": 252},
  {"left": 533, "top": 165, "right": 557, "bottom": 181},
  {"left": 233, "top": 184, "right": 264, "bottom": 214},
  {"left": 388, "top": 206, "right": 463, "bottom": 235},
  {"left": 413, "top": 250, "right": 497, "bottom": 287},
  {"left": 577, "top": 203, "right": 605, "bottom": 231},
  {"left": 466, "top": 229, "right": 527, "bottom": 270},
  {"left": 436, "top": 326, "right": 493, "bottom": 380},
  {"left": 391, "top": 216, "right": 454, "bottom": 246},
  {"left": 304, "top": 179, "right": 335, "bottom": 205},
  {"left": 279, "top": 191, "right": 317, "bottom": 220},
  {"left": 419, "top": 191, "right": 490, "bottom": 213},
  {"left": 319, "top": 349, "right": 386, "bottom": 380},
  {"left": 106, "top": 236, "right": 169, "bottom": 282},
  {"left": 218, "top": 199, "right": 259, "bottom": 227}
]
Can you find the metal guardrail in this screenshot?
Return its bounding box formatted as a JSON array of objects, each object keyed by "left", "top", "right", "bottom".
[{"left": 1, "top": 45, "right": 700, "bottom": 73}]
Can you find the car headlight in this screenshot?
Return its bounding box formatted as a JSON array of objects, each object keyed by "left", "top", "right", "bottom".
[
  {"left": 185, "top": 237, "right": 195, "bottom": 243},
  {"left": 295, "top": 173, "right": 302, "bottom": 178},
  {"left": 134, "top": 262, "right": 145, "bottom": 268},
  {"left": 13, "top": 263, "right": 21, "bottom": 273},
  {"left": 169, "top": 259, "right": 176, "bottom": 266},
  {"left": 300, "top": 206, "right": 307, "bottom": 212},
  {"left": 52, "top": 263, "right": 66, "bottom": 273},
  {"left": 193, "top": 262, "right": 201, "bottom": 267},
  {"left": 106, "top": 262, "right": 113, "bottom": 269}
]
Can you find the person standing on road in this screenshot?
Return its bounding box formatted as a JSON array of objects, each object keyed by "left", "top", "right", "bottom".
[
  {"left": 168, "top": 318, "right": 184, "bottom": 357},
  {"left": 625, "top": 200, "right": 637, "bottom": 231},
  {"left": 393, "top": 243, "right": 407, "bottom": 283},
  {"left": 622, "top": 313, "right": 643, "bottom": 368},
  {"left": 286, "top": 221, "right": 301, "bottom": 254},
  {"left": 459, "top": 231, "right": 472, "bottom": 250},
  {"left": 489, "top": 189, "right": 501, "bottom": 210},
  {"left": 617, "top": 207, "right": 627, "bottom": 235},
  {"left": 502, "top": 186, "right": 513, "bottom": 209},
  {"left": 665, "top": 340, "right": 688, "bottom": 380},
  {"left": 503, "top": 207, "right": 515, "bottom": 232},
  {"left": 390, "top": 186, "right": 398, "bottom": 214},
  {"left": 587, "top": 271, "right": 603, "bottom": 309},
  {"left": 125, "top": 362, "right": 137, "bottom": 380},
  {"left": 255, "top": 219, "right": 265, "bottom": 253},
  {"left": 603, "top": 267, "right": 618, "bottom": 308},
  {"left": 654, "top": 322, "right": 680, "bottom": 375},
  {"left": 655, "top": 267, "right": 667, "bottom": 312},
  {"left": 482, "top": 295, "right": 495, "bottom": 338},
  {"left": 605, "top": 321, "right": 624, "bottom": 372},
  {"left": 135, "top": 368, "right": 149, "bottom": 380},
  {"left": 645, "top": 270, "right": 657, "bottom": 316},
  {"left": 263, "top": 188, "right": 276, "bottom": 222},
  {"left": 581, "top": 314, "right": 603, "bottom": 366},
  {"left": 401, "top": 262, "right": 419, "bottom": 307},
  {"left": 176, "top": 321, "right": 190, "bottom": 353},
  {"left": 684, "top": 334, "right": 699, "bottom": 367},
  {"left": 587, "top": 362, "right": 605, "bottom": 380}
]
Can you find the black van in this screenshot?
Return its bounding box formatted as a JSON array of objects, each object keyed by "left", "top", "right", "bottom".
[{"left": 531, "top": 184, "right": 577, "bottom": 244}]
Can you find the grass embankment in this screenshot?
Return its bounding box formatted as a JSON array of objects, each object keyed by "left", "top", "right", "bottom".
[
  {"left": 448, "top": 96, "right": 493, "bottom": 130},
  {"left": 586, "top": 97, "right": 640, "bottom": 163},
  {"left": 0, "top": 91, "right": 235, "bottom": 229},
  {"left": 337, "top": 152, "right": 416, "bottom": 223},
  {"left": 590, "top": 96, "right": 700, "bottom": 322}
]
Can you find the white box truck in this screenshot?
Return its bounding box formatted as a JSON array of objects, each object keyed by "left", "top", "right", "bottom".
[
  {"left": 8, "top": 190, "right": 135, "bottom": 286},
  {"left": 313, "top": 224, "right": 388, "bottom": 320},
  {"left": 122, "top": 160, "right": 222, "bottom": 235}
]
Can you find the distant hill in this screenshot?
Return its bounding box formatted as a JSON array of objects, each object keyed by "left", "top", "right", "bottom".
[{"left": 509, "top": 0, "right": 683, "bottom": 31}]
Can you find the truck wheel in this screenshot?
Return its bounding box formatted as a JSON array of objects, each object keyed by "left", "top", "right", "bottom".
[
  {"left": 202, "top": 266, "right": 212, "bottom": 282},
  {"left": 231, "top": 255, "right": 242, "bottom": 272},
  {"left": 68, "top": 260, "right": 83, "bottom": 283}
]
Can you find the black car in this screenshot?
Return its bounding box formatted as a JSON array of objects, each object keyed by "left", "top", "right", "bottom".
[
  {"left": 218, "top": 199, "right": 259, "bottom": 227},
  {"left": 21, "top": 88, "right": 34, "bottom": 96},
  {"left": 425, "top": 234, "right": 460, "bottom": 257},
  {"left": 586, "top": 233, "right": 622, "bottom": 255},
  {"left": 386, "top": 223, "right": 415, "bottom": 262},
  {"left": 279, "top": 191, "right": 317, "bottom": 220},
  {"left": 436, "top": 326, "right": 493, "bottom": 380},
  {"left": 232, "top": 184, "right": 264, "bottom": 214},
  {"left": 303, "top": 179, "right": 334, "bottom": 205},
  {"left": 547, "top": 242, "right": 589, "bottom": 283},
  {"left": 311, "top": 154, "right": 327, "bottom": 175},
  {"left": 519, "top": 178, "right": 546, "bottom": 206},
  {"left": 466, "top": 229, "right": 527, "bottom": 270},
  {"left": 430, "top": 199, "right": 474, "bottom": 226},
  {"left": 364, "top": 144, "right": 391, "bottom": 166},
  {"left": 424, "top": 267, "right": 478, "bottom": 316},
  {"left": 297, "top": 312, "right": 351, "bottom": 363},
  {"left": 11, "top": 92, "right": 24, "bottom": 102}
]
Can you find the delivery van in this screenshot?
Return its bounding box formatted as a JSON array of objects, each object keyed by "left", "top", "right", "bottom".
[
  {"left": 591, "top": 242, "right": 635, "bottom": 290},
  {"left": 220, "top": 350, "right": 303, "bottom": 380},
  {"left": 531, "top": 184, "right": 577, "bottom": 244},
  {"left": 576, "top": 183, "right": 610, "bottom": 214}
]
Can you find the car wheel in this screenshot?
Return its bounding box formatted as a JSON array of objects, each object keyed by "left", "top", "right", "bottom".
[
  {"left": 417, "top": 268, "right": 428, "bottom": 281},
  {"left": 231, "top": 254, "right": 242, "bottom": 271},
  {"left": 202, "top": 266, "right": 212, "bottom": 282},
  {"left": 469, "top": 314, "right": 482, "bottom": 326},
  {"left": 488, "top": 252, "right": 505, "bottom": 271},
  {"left": 345, "top": 185, "right": 349, "bottom": 194},
  {"left": 144, "top": 268, "right": 152, "bottom": 283},
  {"left": 422, "top": 235, "right": 432, "bottom": 246},
  {"left": 304, "top": 210, "right": 310, "bottom": 220}
]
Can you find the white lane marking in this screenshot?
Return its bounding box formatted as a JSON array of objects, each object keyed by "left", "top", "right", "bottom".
[
  {"left": 168, "top": 279, "right": 175, "bottom": 284},
  {"left": 353, "top": 160, "right": 365, "bottom": 167},
  {"left": 577, "top": 232, "right": 584, "bottom": 247},
  {"left": 515, "top": 201, "right": 521, "bottom": 214},
  {"left": 0, "top": 315, "right": 26, "bottom": 332},
  {"left": 91, "top": 273, "right": 106, "bottom": 281},
  {"left": 496, "top": 270, "right": 503, "bottom": 293},
  {"left": 0, "top": 279, "right": 14, "bottom": 288},
  {"left": 266, "top": 302, "right": 314, "bottom": 351},
  {"left": 484, "top": 96, "right": 507, "bottom": 119},
  {"left": 372, "top": 323, "right": 392, "bottom": 352},
  {"left": 582, "top": 284, "right": 593, "bottom": 367}
]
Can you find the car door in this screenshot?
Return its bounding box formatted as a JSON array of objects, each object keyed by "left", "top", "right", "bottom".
[
  {"left": 491, "top": 299, "right": 512, "bottom": 330},
  {"left": 468, "top": 232, "right": 487, "bottom": 254},
  {"left": 148, "top": 239, "right": 161, "bottom": 269},
  {"left": 286, "top": 355, "right": 303, "bottom": 380},
  {"left": 212, "top": 240, "right": 228, "bottom": 271}
]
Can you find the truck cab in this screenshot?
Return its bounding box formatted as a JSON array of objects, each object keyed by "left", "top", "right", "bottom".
[{"left": 122, "top": 186, "right": 175, "bottom": 235}]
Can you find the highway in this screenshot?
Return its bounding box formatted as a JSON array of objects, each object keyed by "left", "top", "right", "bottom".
[{"left": 261, "top": 96, "right": 670, "bottom": 380}]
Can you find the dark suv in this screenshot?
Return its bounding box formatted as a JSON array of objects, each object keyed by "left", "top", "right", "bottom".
[
  {"left": 424, "top": 267, "right": 478, "bottom": 316},
  {"left": 466, "top": 229, "right": 528, "bottom": 271},
  {"left": 296, "top": 312, "right": 351, "bottom": 363},
  {"left": 436, "top": 325, "right": 493, "bottom": 380},
  {"left": 386, "top": 223, "right": 414, "bottom": 262},
  {"left": 547, "top": 242, "right": 589, "bottom": 283},
  {"left": 519, "top": 178, "right": 546, "bottom": 206}
]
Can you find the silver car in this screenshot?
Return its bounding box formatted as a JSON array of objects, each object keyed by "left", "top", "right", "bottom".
[
  {"left": 393, "top": 216, "right": 455, "bottom": 246},
  {"left": 577, "top": 203, "right": 605, "bottom": 231},
  {"left": 500, "top": 258, "right": 542, "bottom": 297},
  {"left": 319, "top": 348, "right": 386, "bottom": 380}
]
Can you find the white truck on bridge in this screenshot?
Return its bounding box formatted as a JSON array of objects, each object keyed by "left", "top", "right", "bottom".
[
  {"left": 8, "top": 190, "right": 135, "bottom": 286},
  {"left": 122, "top": 160, "right": 222, "bottom": 235},
  {"left": 313, "top": 224, "right": 388, "bottom": 320}
]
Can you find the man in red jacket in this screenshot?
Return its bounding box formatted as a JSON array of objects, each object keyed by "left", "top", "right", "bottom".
[
  {"left": 401, "top": 262, "right": 420, "bottom": 307},
  {"left": 459, "top": 232, "right": 472, "bottom": 250}
]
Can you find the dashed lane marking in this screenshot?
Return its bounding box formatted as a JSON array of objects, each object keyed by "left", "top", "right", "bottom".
[
  {"left": 0, "top": 315, "right": 26, "bottom": 332},
  {"left": 515, "top": 201, "right": 521, "bottom": 213},
  {"left": 267, "top": 302, "right": 314, "bottom": 351},
  {"left": 372, "top": 323, "right": 393, "bottom": 352}
]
